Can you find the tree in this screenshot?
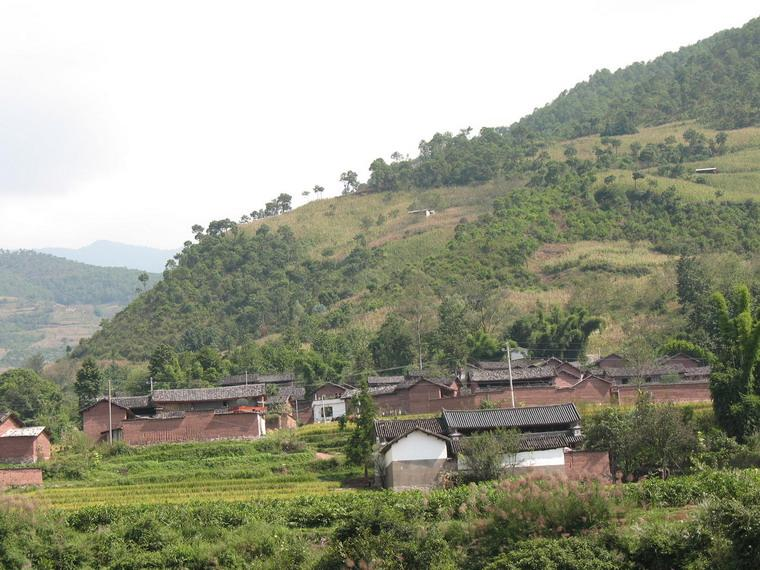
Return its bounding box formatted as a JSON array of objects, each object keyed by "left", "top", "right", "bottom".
[
  {"left": 313, "top": 184, "right": 325, "bottom": 199},
  {"left": 339, "top": 170, "right": 359, "bottom": 195},
  {"left": 434, "top": 295, "right": 471, "bottom": 368},
  {"left": 149, "top": 344, "right": 185, "bottom": 387},
  {"left": 709, "top": 285, "right": 760, "bottom": 438},
  {"left": 22, "top": 353, "right": 46, "bottom": 375},
  {"left": 191, "top": 224, "right": 205, "bottom": 240},
  {"left": 510, "top": 306, "right": 603, "bottom": 361},
  {"left": 75, "top": 357, "right": 103, "bottom": 407},
  {"left": 460, "top": 429, "right": 521, "bottom": 482},
  {"left": 632, "top": 171, "right": 645, "bottom": 189},
  {"left": 466, "top": 330, "right": 502, "bottom": 360},
  {"left": 369, "top": 314, "right": 414, "bottom": 371},
  {"left": 137, "top": 271, "right": 149, "bottom": 292},
  {"left": 346, "top": 380, "right": 378, "bottom": 480},
  {"left": 0, "top": 368, "right": 62, "bottom": 425}
]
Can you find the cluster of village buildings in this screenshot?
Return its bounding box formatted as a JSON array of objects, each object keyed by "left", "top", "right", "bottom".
[{"left": 0, "top": 352, "right": 710, "bottom": 489}]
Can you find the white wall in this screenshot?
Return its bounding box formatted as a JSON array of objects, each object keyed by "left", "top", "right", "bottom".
[
  {"left": 311, "top": 398, "right": 346, "bottom": 422},
  {"left": 383, "top": 430, "right": 448, "bottom": 467},
  {"left": 458, "top": 447, "right": 565, "bottom": 470}
]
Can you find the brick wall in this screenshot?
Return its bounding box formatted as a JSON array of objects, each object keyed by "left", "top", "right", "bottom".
[
  {"left": 35, "top": 433, "right": 52, "bottom": 462},
  {"left": 120, "top": 410, "right": 262, "bottom": 445},
  {"left": 82, "top": 401, "right": 130, "bottom": 441},
  {"left": 0, "top": 437, "right": 35, "bottom": 463},
  {"left": 564, "top": 450, "right": 611, "bottom": 481},
  {"left": 0, "top": 468, "right": 42, "bottom": 488},
  {"left": 614, "top": 382, "right": 711, "bottom": 405},
  {"left": 0, "top": 415, "right": 23, "bottom": 436},
  {"left": 313, "top": 384, "right": 347, "bottom": 400}
]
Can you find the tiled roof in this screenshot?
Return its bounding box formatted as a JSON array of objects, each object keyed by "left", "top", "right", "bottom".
[
  {"left": 451, "top": 430, "right": 583, "bottom": 454},
  {"left": 269, "top": 385, "right": 306, "bottom": 403},
  {"left": 219, "top": 373, "right": 295, "bottom": 386},
  {"left": 442, "top": 403, "right": 580, "bottom": 431},
  {"left": 132, "top": 411, "right": 186, "bottom": 420},
  {"left": 600, "top": 364, "right": 686, "bottom": 378},
  {"left": 374, "top": 418, "right": 445, "bottom": 442},
  {"left": 378, "top": 428, "right": 452, "bottom": 455},
  {"left": 368, "top": 376, "right": 405, "bottom": 385},
  {"left": 341, "top": 385, "right": 397, "bottom": 399},
  {"left": 470, "top": 365, "right": 558, "bottom": 383},
  {"left": 683, "top": 366, "right": 712, "bottom": 377},
  {"left": 112, "top": 395, "right": 152, "bottom": 409},
  {"left": 1, "top": 426, "right": 46, "bottom": 437},
  {"left": 0, "top": 412, "right": 12, "bottom": 424},
  {"left": 151, "top": 384, "right": 266, "bottom": 403}
]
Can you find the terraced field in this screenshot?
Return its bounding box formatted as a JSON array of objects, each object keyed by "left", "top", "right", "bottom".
[{"left": 13, "top": 423, "right": 360, "bottom": 509}]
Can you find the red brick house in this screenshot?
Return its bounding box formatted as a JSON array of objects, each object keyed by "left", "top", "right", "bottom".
[
  {"left": 0, "top": 413, "right": 51, "bottom": 464},
  {"left": 80, "top": 385, "right": 268, "bottom": 444}
]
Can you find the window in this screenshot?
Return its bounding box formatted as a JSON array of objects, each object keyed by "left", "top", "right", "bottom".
[{"left": 323, "top": 406, "right": 333, "bottom": 418}]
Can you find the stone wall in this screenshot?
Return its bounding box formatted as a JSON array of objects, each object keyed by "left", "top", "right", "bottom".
[
  {"left": 120, "top": 410, "right": 262, "bottom": 445},
  {"left": 0, "top": 468, "right": 42, "bottom": 488}
]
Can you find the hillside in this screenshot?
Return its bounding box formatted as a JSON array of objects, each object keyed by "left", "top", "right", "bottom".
[
  {"left": 0, "top": 251, "right": 158, "bottom": 368},
  {"left": 516, "top": 16, "right": 760, "bottom": 138},
  {"left": 77, "top": 18, "right": 760, "bottom": 375},
  {"left": 40, "top": 240, "right": 179, "bottom": 273}
]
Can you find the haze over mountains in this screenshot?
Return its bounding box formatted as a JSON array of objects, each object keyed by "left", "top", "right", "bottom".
[{"left": 39, "top": 240, "right": 179, "bottom": 273}]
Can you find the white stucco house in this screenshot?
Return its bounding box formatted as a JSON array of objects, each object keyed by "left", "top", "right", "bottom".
[{"left": 312, "top": 397, "right": 347, "bottom": 423}]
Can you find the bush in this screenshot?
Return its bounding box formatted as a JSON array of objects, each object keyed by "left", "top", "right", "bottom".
[{"left": 483, "top": 537, "right": 631, "bottom": 570}]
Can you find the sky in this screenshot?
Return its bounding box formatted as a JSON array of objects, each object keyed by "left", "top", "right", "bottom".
[{"left": 0, "top": 1, "right": 757, "bottom": 250}]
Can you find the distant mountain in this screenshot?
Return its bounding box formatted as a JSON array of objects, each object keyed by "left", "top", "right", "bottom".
[
  {"left": 40, "top": 240, "right": 178, "bottom": 273},
  {"left": 0, "top": 250, "right": 160, "bottom": 368}
]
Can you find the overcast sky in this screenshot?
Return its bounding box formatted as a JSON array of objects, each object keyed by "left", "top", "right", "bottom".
[{"left": 0, "top": 1, "right": 757, "bottom": 250}]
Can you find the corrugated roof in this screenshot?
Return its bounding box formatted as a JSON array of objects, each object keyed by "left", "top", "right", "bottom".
[
  {"left": 151, "top": 384, "right": 265, "bottom": 403},
  {"left": 442, "top": 403, "right": 580, "bottom": 430},
  {"left": 374, "top": 418, "right": 445, "bottom": 442},
  {"left": 1, "top": 426, "right": 46, "bottom": 437}
]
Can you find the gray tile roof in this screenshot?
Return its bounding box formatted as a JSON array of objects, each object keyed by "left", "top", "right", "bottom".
[
  {"left": 112, "top": 395, "right": 152, "bottom": 409},
  {"left": 470, "top": 365, "right": 558, "bottom": 383},
  {"left": 442, "top": 403, "right": 580, "bottom": 431},
  {"left": 368, "top": 376, "right": 405, "bottom": 385},
  {"left": 0, "top": 412, "right": 12, "bottom": 424},
  {"left": 374, "top": 418, "right": 445, "bottom": 442},
  {"left": 219, "top": 373, "right": 295, "bottom": 386},
  {"left": 151, "top": 384, "right": 266, "bottom": 403},
  {"left": 451, "top": 430, "right": 583, "bottom": 454},
  {"left": 269, "top": 385, "right": 306, "bottom": 403},
  {"left": 1, "top": 426, "right": 46, "bottom": 437}
]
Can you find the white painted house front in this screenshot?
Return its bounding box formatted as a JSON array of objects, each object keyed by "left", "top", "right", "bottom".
[
  {"left": 382, "top": 429, "right": 448, "bottom": 468},
  {"left": 457, "top": 447, "right": 566, "bottom": 471},
  {"left": 312, "top": 397, "right": 346, "bottom": 423}
]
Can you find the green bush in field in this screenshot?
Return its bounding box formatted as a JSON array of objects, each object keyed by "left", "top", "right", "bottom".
[{"left": 483, "top": 537, "right": 631, "bottom": 570}]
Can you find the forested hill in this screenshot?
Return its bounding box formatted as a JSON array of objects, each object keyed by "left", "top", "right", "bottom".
[
  {"left": 516, "top": 16, "right": 760, "bottom": 138},
  {"left": 77, "top": 17, "right": 760, "bottom": 377},
  {"left": 0, "top": 250, "right": 157, "bottom": 305}
]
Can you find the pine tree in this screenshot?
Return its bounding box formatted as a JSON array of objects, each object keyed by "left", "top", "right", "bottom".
[{"left": 75, "top": 357, "right": 103, "bottom": 407}]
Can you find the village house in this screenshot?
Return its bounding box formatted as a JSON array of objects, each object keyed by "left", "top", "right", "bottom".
[
  {"left": 374, "top": 403, "right": 610, "bottom": 489},
  {"left": 80, "top": 384, "right": 269, "bottom": 445},
  {"left": 0, "top": 412, "right": 51, "bottom": 464}
]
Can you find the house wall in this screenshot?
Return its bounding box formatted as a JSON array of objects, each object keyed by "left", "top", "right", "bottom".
[
  {"left": 313, "top": 384, "right": 348, "bottom": 400},
  {"left": 0, "top": 436, "right": 36, "bottom": 463},
  {"left": 458, "top": 448, "right": 566, "bottom": 471},
  {"left": 614, "top": 382, "right": 711, "bottom": 405},
  {"left": 35, "top": 433, "right": 51, "bottom": 462},
  {"left": 384, "top": 458, "right": 453, "bottom": 490},
  {"left": 159, "top": 398, "right": 262, "bottom": 412},
  {"left": 0, "top": 468, "right": 43, "bottom": 488},
  {"left": 383, "top": 431, "right": 448, "bottom": 467},
  {"left": 82, "top": 401, "right": 129, "bottom": 441},
  {"left": 312, "top": 398, "right": 346, "bottom": 422},
  {"left": 564, "top": 450, "right": 611, "bottom": 481},
  {"left": 266, "top": 414, "right": 297, "bottom": 431},
  {"left": 372, "top": 382, "right": 450, "bottom": 415},
  {"left": 0, "top": 416, "right": 23, "bottom": 436},
  {"left": 120, "top": 410, "right": 263, "bottom": 445}
]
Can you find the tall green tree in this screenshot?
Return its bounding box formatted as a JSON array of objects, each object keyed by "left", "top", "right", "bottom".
[
  {"left": 369, "top": 314, "right": 414, "bottom": 371},
  {"left": 434, "top": 295, "right": 470, "bottom": 368},
  {"left": 510, "top": 306, "right": 603, "bottom": 361},
  {"left": 0, "top": 368, "right": 62, "bottom": 425},
  {"left": 346, "top": 380, "right": 378, "bottom": 480},
  {"left": 709, "top": 285, "right": 760, "bottom": 438},
  {"left": 75, "top": 357, "right": 103, "bottom": 407}
]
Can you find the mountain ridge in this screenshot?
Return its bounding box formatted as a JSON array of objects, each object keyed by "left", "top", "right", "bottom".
[{"left": 40, "top": 240, "right": 179, "bottom": 273}]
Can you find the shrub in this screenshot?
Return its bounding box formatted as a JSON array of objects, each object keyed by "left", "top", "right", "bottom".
[{"left": 483, "top": 537, "right": 631, "bottom": 570}]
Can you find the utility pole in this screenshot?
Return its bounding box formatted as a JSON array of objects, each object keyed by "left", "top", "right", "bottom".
[
  {"left": 149, "top": 376, "right": 154, "bottom": 393},
  {"left": 507, "top": 342, "right": 515, "bottom": 408},
  {"left": 107, "top": 372, "right": 113, "bottom": 445}
]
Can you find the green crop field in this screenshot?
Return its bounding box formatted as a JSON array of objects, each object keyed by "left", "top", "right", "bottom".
[{"left": 11, "top": 423, "right": 361, "bottom": 510}]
